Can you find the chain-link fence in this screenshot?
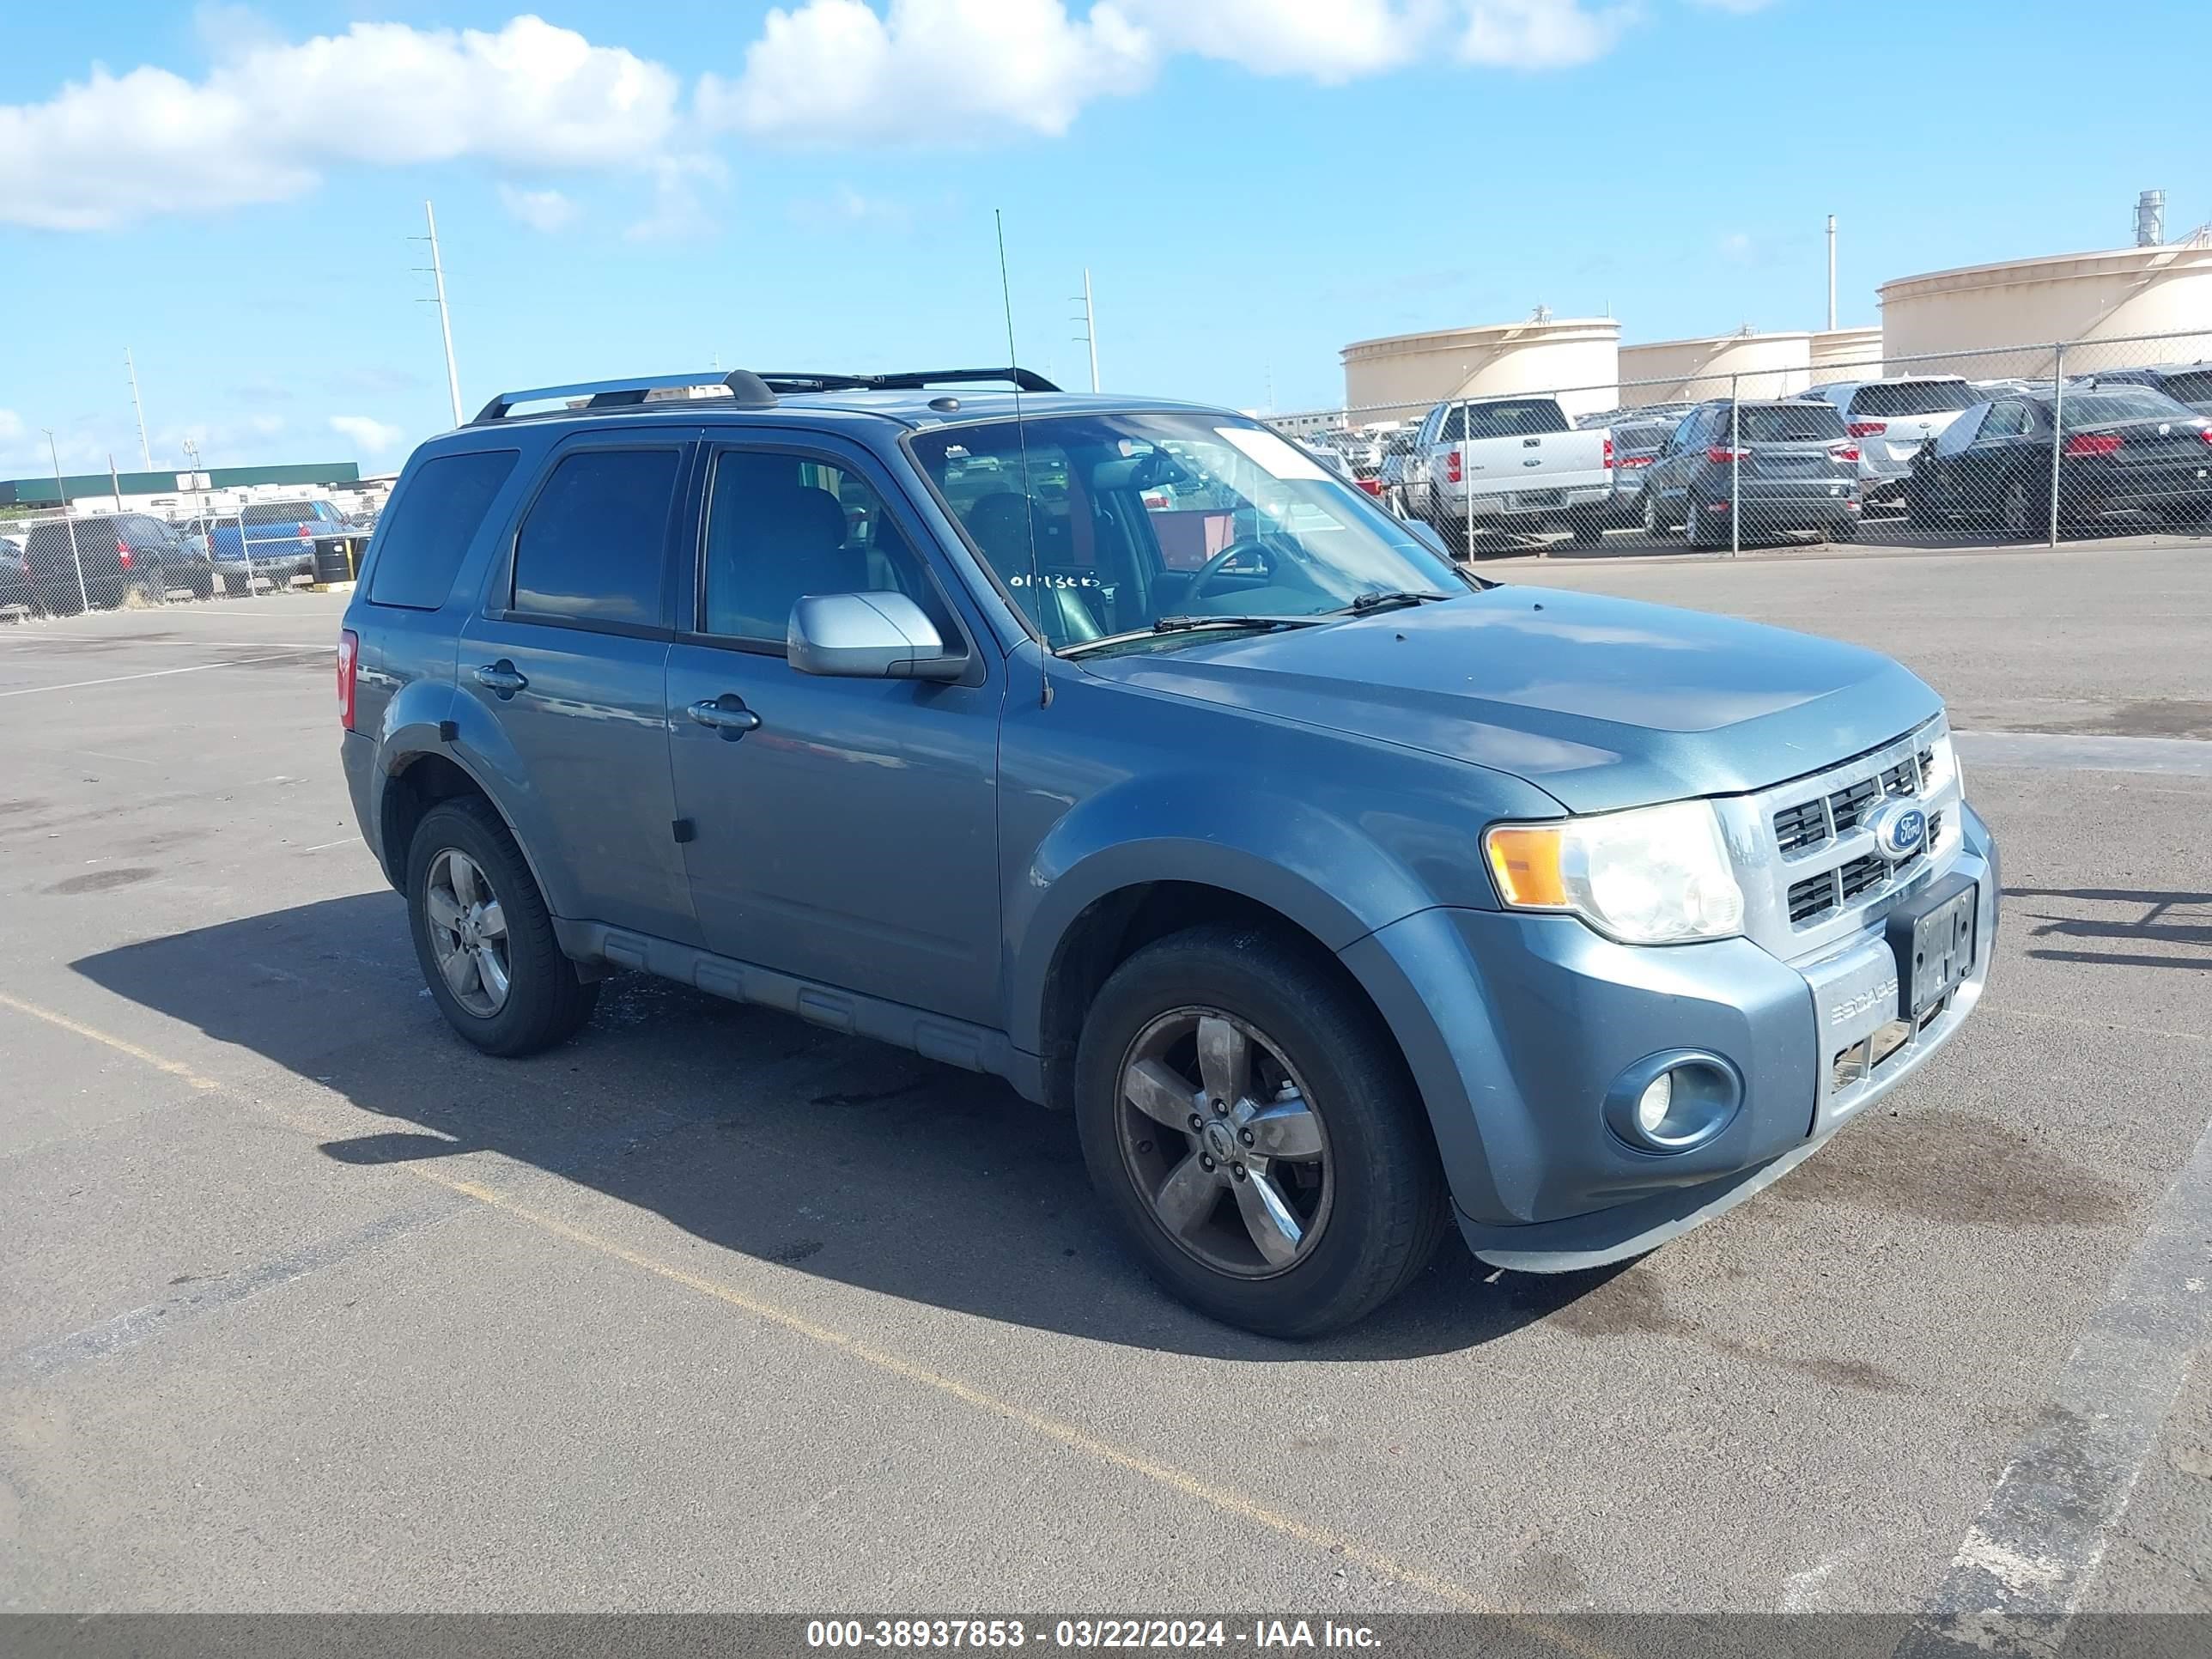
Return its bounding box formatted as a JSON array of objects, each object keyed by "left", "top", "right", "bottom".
[
  {"left": 2, "top": 506, "right": 367, "bottom": 621},
  {"left": 1281, "top": 328, "right": 2212, "bottom": 559}
]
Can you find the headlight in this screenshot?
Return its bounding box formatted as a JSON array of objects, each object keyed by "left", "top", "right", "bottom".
[
  {"left": 1485, "top": 799, "right": 1746, "bottom": 945},
  {"left": 1923, "top": 732, "right": 1960, "bottom": 798}
]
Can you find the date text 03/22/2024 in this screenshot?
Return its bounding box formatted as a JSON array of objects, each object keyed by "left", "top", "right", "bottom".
[{"left": 805, "top": 1619, "right": 1382, "bottom": 1650}]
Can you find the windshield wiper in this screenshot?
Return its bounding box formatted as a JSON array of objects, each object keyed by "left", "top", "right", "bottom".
[
  {"left": 1059, "top": 615, "right": 1322, "bottom": 659},
  {"left": 1335, "top": 589, "right": 1457, "bottom": 615}
]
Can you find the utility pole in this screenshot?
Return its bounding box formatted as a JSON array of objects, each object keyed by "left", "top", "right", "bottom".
[
  {"left": 109, "top": 453, "right": 125, "bottom": 512},
  {"left": 1826, "top": 215, "right": 1838, "bottom": 331},
  {"left": 125, "top": 347, "right": 152, "bottom": 469},
  {"left": 416, "top": 200, "right": 465, "bottom": 427},
  {"left": 44, "top": 430, "right": 89, "bottom": 615},
  {"left": 1070, "top": 268, "right": 1100, "bottom": 392}
]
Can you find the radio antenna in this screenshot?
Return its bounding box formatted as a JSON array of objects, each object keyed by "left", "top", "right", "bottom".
[{"left": 995, "top": 208, "right": 1050, "bottom": 708}]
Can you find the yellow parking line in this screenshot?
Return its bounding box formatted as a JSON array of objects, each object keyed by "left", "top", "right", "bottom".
[
  {"left": 0, "top": 990, "right": 224, "bottom": 1092},
  {"left": 6, "top": 990, "right": 1623, "bottom": 1645}
]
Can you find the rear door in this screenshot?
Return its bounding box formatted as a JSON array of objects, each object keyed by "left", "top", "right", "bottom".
[
  {"left": 456, "top": 434, "right": 698, "bottom": 945},
  {"left": 664, "top": 432, "right": 1004, "bottom": 1024}
]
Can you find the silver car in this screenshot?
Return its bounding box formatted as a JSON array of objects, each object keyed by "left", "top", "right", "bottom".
[{"left": 1801, "top": 376, "right": 1979, "bottom": 503}]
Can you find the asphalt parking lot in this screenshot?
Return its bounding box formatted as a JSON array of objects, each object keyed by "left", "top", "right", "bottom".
[{"left": 2, "top": 544, "right": 2208, "bottom": 1632}]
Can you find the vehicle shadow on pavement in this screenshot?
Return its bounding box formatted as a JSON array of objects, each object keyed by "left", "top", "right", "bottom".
[
  {"left": 71, "top": 892, "right": 1629, "bottom": 1360},
  {"left": 2005, "top": 884, "right": 2212, "bottom": 972}
]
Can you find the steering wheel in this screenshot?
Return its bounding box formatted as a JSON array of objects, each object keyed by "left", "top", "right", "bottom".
[{"left": 1182, "top": 538, "right": 1276, "bottom": 605}]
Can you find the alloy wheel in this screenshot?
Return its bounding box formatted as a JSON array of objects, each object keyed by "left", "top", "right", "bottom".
[
  {"left": 1115, "top": 1007, "right": 1333, "bottom": 1279},
  {"left": 424, "top": 848, "right": 511, "bottom": 1018}
]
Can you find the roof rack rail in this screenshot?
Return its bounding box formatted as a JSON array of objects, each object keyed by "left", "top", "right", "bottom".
[
  {"left": 470, "top": 369, "right": 776, "bottom": 425},
  {"left": 753, "top": 367, "right": 1060, "bottom": 394}
]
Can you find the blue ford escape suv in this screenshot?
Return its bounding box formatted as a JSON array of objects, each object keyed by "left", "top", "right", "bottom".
[{"left": 338, "top": 367, "right": 1998, "bottom": 1337}]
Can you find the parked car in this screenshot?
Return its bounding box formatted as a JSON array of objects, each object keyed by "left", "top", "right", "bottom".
[
  {"left": 0, "top": 533, "right": 31, "bottom": 615},
  {"left": 1640, "top": 399, "right": 1862, "bottom": 547},
  {"left": 20, "top": 514, "right": 177, "bottom": 613},
  {"left": 200, "top": 498, "right": 364, "bottom": 592},
  {"left": 1800, "top": 376, "right": 1979, "bottom": 504},
  {"left": 339, "top": 363, "right": 1997, "bottom": 1337},
  {"left": 1905, "top": 385, "right": 2212, "bottom": 534},
  {"left": 1414, "top": 393, "right": 1614, "bottom": 544},
  {"left": 1602, "top": 413, "right": 1688, "bottom": 528},
  {"left": 2070, "top": 363, "right": 2212, "bottom": 420},
  {"left": 1375, "top": 427, "right": 1427, "bottom": 512}
]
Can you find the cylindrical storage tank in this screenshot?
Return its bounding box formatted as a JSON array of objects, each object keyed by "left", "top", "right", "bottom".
[
  {"left": 1340, "top": 317, "right": 1620, "bottom": 422},
  {"left": 1615, "top": 331, "right": 1812, "bottom": 407},
  {"left": 1879, "top": 236, "right": 2212, "bottom": 377},
  {"left": 1810, "top": 326, "right": 1884, "bottom": 381}
]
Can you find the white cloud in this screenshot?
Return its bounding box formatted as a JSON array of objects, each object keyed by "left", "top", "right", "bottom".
[
  {"left": 702, "top": 0, "right": 1643, "bottom": 143},
  {"left": 329, "top": 415, "right": 405, "bottom": 455},
  {"left": 623, "top": 154, "right": 726, "bottom": 242},
  {"left": 0, "top": 15, "right": 680, "bottom": 229},
  {"left": 1458, "top": 0, "right": 1633, "bottom": 69},
  {"left": 791, "top": 184, "right": 916, "bottom": 230},
  {"left": 499, "top": 184, "right": 580, "bottom": 232},
  {"left": 697, "top": 0, "right": 1155, "bottom": 142}
]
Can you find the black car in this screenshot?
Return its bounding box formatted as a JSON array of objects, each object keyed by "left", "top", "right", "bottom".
[
  {"left": 1905, "top": 386, "right": 2212, "bottom": 535},
  {"left": 20, "top": 514, "right": 178, "bottom": 614},
  {"left": 0, "top": 533, "right": 33, "bottom": 615},
  {"left": 2072, "top": 363, "right": 2212, "bottom": 421},
  {"left": 1640, "top": 398, "right": 1862, "bottom": 548}
]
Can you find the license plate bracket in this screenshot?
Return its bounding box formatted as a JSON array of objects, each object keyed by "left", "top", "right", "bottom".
[{"left": 1885, "top": 872, "right": 1978, "bottom": 1018}]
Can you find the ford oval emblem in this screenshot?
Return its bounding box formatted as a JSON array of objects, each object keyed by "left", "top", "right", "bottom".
[{"left": 1865, "top": 799, "right": 1927, "bottom": 862}]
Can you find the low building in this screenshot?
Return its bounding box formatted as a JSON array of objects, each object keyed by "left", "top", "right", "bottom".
[{"left": 0, "top": 461, "right": 364, "bottom": 523}]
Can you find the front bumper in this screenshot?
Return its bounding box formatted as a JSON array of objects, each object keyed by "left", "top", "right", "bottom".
[{"left": 1341, "top": 803, "right": 1998, "bottom": 1271}]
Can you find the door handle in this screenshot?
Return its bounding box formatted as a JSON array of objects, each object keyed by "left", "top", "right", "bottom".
[
  {"left": 472, "top": 660, "right": 528, "bottom": 697},
  {"left": 689, "top": 696, "right": 762, "bottom": 739}
]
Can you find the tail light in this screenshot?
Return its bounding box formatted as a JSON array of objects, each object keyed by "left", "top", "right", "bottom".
[
  {"left": 1830, "top": 445, "right": 1861, "bottom": 464},
  {"left": 2198, "top": 426, "right": 2212, "bottom": 445},
  {"left": 2064, "top": 434, "right": 2123, "bottom": 457},
  {"left": 298, "top": 522, "right": 313, "bottom": 540},
  {"left": 1446, "top": 449, "right": 1463, "bottom": 483},
  {"left": 1617, "top": 454, "right": 1654, "bottom": 468},
  {"left": 1847, "top": 421, "right": 1887, "bottom": 438},
  {"left": 1602, "top": 436, "right": 1614, "bottom": 471},
  {"left": 337, "top": 629, "right": 359, "bottom": 731},
  {"left": 1706, "top": 447, "right": 1749, "bottom": 465},
  {"left": 116, "top": 538, "right": 133, "bottom": 568}
]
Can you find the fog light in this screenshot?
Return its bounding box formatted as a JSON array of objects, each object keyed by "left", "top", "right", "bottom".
[{"left": 1604, "top": 1051, "right": 1743, "bottom": 1155}]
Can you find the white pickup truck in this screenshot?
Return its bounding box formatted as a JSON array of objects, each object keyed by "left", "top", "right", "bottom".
[{"left": 1415, "top": 394, "right": 1613, "bottom": 546}]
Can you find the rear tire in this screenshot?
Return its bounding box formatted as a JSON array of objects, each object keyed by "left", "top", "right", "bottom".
[
  {"left": 1685, "top": 501, "right": 1720, "bottom": 550},
  {"left": 1566, "top": 508, "right": 1604, "bottom": 545},
  {"left": 406, "top": 798, "right": 599, "bottom": 1057},
  {"left": 1073, "top": 924, "right": 1448, "bottom": 1339},
  {"left": 1826, "top": 518, "right": 1859, "bottom": 544}
]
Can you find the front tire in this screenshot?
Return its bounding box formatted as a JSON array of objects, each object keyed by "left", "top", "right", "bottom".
[
  {"left": 406, "top": 798, "right": 599, "bottom": 1056},
  {"left": 1073, "top": 925, "right": 1447, "bottom": 1339}
]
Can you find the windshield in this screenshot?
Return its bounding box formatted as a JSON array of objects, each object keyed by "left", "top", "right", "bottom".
[
  {"left": 1850, "top": 380, "right": 1976, "bottom": 417},
  {"left": 1730, "top": 404, "right": 1847, "bottom": 443},
  {"left": 909, "top": 412, "right": 1468, "bottom": 652},
  {"left": 2062, "top": 388, "right": 2198, "bottom": 427}
]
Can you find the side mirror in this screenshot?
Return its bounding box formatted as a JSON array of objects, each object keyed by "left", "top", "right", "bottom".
[
  {"left": 1405, "top": 519, "right": 1452, "bottom": 560},
  {"left": 788, "top": 592, "right": 964, "bottom": 682}
]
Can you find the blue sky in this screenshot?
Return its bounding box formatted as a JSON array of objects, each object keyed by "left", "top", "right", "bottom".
[{"left": 3, "top": 0, "right": 2206, "bottom": 479}]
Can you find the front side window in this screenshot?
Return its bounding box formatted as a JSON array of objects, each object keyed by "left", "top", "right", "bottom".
[
  {"left": 910, "top": 412, "right": 1467, "bottom": 653},
  {"left": 510, "top": 447, "right": 678, "bottom": 627},
  {"left": 700, "top": 449, "right": 951, "bottom": 646},
  {"left": 1981, "top": 402, "right": 2030, "bottom": 439}
]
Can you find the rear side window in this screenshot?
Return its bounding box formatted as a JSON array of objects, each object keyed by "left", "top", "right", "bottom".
[
  {"left": 2158, "top": 370, "right": 2212, "bottom": 406},
  {"left": 510, "top": 447, "right": 679, "bottom": 627},
  {"left": 366, "top": 449, "right": 520, "bottom": 611},
  {"left": 1849, "top": 380, "right": 1975, "bottom": 417}
]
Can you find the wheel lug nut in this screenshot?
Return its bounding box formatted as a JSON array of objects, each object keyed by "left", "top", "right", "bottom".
[
  {"left": 1212, "top": 1098, "right": 1228, "bottom": 1115},
  {"left": 1136, "top": 1139, "right": 1152, "bottom": 1153},
  {"left": 1200, "top": 1156, "right": 1216, "bottom": 1172},
  {"left": 1231, "top": 1164, "right": 1247, "bottom": 1180},
  {"left": 1239, "top": 1128, "right": 1255, "bottom": 1146},
  {"left": 1188, "top": 1114, "right": 1203, "bottom": 1131}
]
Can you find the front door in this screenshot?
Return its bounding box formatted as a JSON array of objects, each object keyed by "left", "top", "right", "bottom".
[
  {"left": 456, "top": 437, "right": 698, "bottom": 945},
  {"left": 665, "top": 437, "right": 1004, "bottom": 1025}
]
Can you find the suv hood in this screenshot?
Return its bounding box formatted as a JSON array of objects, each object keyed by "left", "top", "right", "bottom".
[{"left": 1080, "top": 586, "right": 1941, "bottom": 814}]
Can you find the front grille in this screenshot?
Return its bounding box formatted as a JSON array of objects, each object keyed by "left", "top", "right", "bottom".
[{"left": 1772, "top": 744, "right": 1932, "bottom": 853}]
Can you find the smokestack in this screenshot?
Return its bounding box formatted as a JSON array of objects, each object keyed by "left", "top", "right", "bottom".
[{"left": 2136, "top": 189, "right": 2166, "bottom": 248}]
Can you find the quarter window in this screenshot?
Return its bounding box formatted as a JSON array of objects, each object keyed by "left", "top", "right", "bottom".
[
  {"left": 510, "top": 447, "right": 679, "bottom": 627},
  {"left": 365, "top": 449, "right": 520, "bottom": 611}
]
